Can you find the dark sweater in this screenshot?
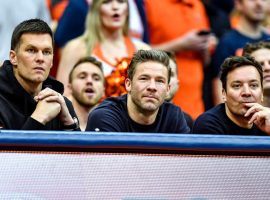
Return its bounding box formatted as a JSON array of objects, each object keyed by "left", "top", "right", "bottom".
[
  {"left": 0, "top": 60, "right": 79, "bottom": 130},
  {"left": 192, "top": 103, "right": 267, "bottom": 136},
  {"left": 86, "top": 95, "right": 190, "bottom": 133}
]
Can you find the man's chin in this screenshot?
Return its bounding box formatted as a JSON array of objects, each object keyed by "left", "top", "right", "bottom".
[
  {"left": 31, "top": 77, "right": 46, "bottom": 84},
  {"left": 142, "top": 103, "right": 159, "bottom": 112}
]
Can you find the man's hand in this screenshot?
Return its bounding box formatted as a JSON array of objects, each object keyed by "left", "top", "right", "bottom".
[
  {"left": 244, "top": 103, "right": 270, "bottom": 135},
  {"left": 33, "top": 88, "right": 74, "bottom": 126},
  {"left": 178, "top": 30, "right": 211, "bottom": 52},
  {"left": 31, "top": 98, "right": 61, "bottom": 125}
]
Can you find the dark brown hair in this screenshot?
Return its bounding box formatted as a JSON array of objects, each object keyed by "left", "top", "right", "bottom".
[
  {"left": 127, "top": 50, "right": 171, "bottom": 83},
  {"left": 220, "top": 56, "right": 263, "bottom": 91}
]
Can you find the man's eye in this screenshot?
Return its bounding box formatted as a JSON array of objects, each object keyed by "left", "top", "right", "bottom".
[
  {"left": 250, "top": 84, "right": 259, "bottom": 89},
  {"left": 156, "top": 79, "right": 165, "bottom": 84},
  {"left": 78, "top": 75, "right": 86, "bottom": 79},
  {"left": 93, "top": 75, "right": 101, "bottom": 81},
  {"left": 43, "top": 50, "right": 52, "bottom": 55},
  {"left": 232, "top": 85, "right": 240, "bottom": 89},
  {"left": 27, "top": 49, "right": 35, "bottom": 53},
  {"left": 139, "top": 77, "right": 147, "bottom": 81}
]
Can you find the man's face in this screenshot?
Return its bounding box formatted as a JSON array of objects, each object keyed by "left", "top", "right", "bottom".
[
  {"left": 69, "top": 62, "right": 104, "bottom": 107},
  {"left": 250, "top": 48, "right": 270, "bottom": 89},
  {"left": 10, "top": 33, "right": 53, "bottom": 87},
  {"left": 223, "top": 66, "right": 263, "bottom": 117},
  {"left": 236, "top": 0, "right": 268, "bottom": 23},
  {"left": 125, "top": 61, "right": 170, "bottom": 113},
  {"left": 166, "top": 59, "right": 179, "bottom": 102}
]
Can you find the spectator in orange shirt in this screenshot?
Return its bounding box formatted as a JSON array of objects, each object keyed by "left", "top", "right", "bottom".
[{"left": 144, "top": 0, "right": 212, "bottom": 119}]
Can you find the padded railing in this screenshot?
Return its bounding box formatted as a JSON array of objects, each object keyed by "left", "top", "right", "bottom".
[
  {"left": 1, "top": 131, "right": 270, "bottom": 199},
  {"left": 0, "top": 130, "right": 270, "bottom": 154}
]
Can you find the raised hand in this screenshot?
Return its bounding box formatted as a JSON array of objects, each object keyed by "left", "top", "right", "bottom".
[{"left": 244, "top": 103, "right": 270, "bottom": 135}]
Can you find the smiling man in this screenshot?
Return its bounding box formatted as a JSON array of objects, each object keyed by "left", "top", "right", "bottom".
[
  {"left": 86, "top": 50, "right": 189, "bottom": 133},
  {"left": 68, "top": 57, "right": 105, "bottom": 131},
  {"left": 0, "top": 19, "right": 79, "bottom": 130},
  {"left": 193, "top": 56, "right": 270, "bottom": 135}
]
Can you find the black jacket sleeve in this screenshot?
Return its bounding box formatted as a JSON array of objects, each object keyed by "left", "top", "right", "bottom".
[{"left": 21, "top": 117, "right": 47, "bottom": 130}]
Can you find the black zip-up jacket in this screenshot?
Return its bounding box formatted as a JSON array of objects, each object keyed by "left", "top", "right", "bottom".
[{"left": 0, "top": 60, "right": 79, "bottom": 130}]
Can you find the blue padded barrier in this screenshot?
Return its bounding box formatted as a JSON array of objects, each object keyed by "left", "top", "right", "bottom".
[
  {"left": 0, "top": 130, "right": 270, "bottom": 153},
  {"left": 0, "top": 131, "right": 270, "bottom": 198}
]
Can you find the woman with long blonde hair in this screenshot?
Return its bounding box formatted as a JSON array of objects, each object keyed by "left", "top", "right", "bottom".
[{"left": 57, "top": 0, "right": 150, "bottom": 97}]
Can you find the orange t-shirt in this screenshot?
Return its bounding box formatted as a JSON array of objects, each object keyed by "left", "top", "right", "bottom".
[{"left": 145, "top": 0, "right": 210, "bottom": 119}]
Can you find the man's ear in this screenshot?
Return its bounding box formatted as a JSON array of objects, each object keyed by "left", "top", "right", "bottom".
[
  {"left": 50, "top": 58, "right": 53, "bottom": 69},
  {"left": 222, "top": 88, "right": 227, "bottom": 102},
  {"left": 9, "top": 50, "right": 17, "bottom": 66},
  {"left": 125, "top": 78, "right": 131, "bottom": 92}
]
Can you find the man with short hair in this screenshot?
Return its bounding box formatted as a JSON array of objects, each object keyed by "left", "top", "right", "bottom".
[
  {"left": 0, "top": 19, "right": 79, "bottom": 130},
  {"left": 86, "top": 50, "right": 189, "bottom": 133},
  {"left": 243, "top": 41, "right": 270, "bottom": 106},
  {"left": 193, "top": 56, "right": 270, "bottom": 135},
  {"left": 68, "top": 57, "right": 105, "bottom": 131},
  {"left": 211, "top": 0, "right": 270, "bottom": 105}
]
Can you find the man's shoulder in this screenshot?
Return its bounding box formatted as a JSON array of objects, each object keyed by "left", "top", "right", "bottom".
[
  {"left": 196, "top": 104, "right": 225, "bottom": 122},
  {"left": 97, "top": 95, "right": 126, "bottom": 109},
  {"left": 86, "top": 95, "right": 128, "bottom": 132},
  {"left": 218, "top": 30, "right": 247, "bottom": 45},
  {"left": 44, "top": 76, "right": 64, "bottom": 94},
  {"left": 160, "top": 102, "right": 183, "bottom": 118},
  {"left": 162, "top": 101, "right": 181, "bottom": 111},
  {"left": 91, "top": 95, "right": 127, "bottom": 118},
  {"left": 192, "top": 104, "right": 227, "bottom": 134}
]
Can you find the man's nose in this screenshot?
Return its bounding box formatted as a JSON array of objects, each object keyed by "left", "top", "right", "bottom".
[
  {"left": 147, "top": 79, "right": 157, "bottom": 91},
  {"left": 36, "top": 51, "right": 44, "bottom": 60},
  {"left": 241, "top": 85, "right": 252, "bottom": 96},
  {"left": 86, "top": 76, "right": 93, "bottom": 85}
]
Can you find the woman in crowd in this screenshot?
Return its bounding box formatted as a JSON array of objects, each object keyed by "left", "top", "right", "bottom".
[{"left": 57, "top": 0, "right": 150, "bottom": 97}]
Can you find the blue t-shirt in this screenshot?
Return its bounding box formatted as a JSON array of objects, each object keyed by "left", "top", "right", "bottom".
[
  {"left": 192, "top": 103, "right": 267, "bottom": 136},
  {"left": 86, "top": 95, "right": 190, "bottom": 133},
  {"left": 212, "top": 29, "right": 270, "bottom": 77}
]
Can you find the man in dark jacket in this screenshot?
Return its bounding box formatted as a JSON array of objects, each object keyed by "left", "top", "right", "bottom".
[{"left": 0, "top": 19, "right": 79, "bottom": 130}]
